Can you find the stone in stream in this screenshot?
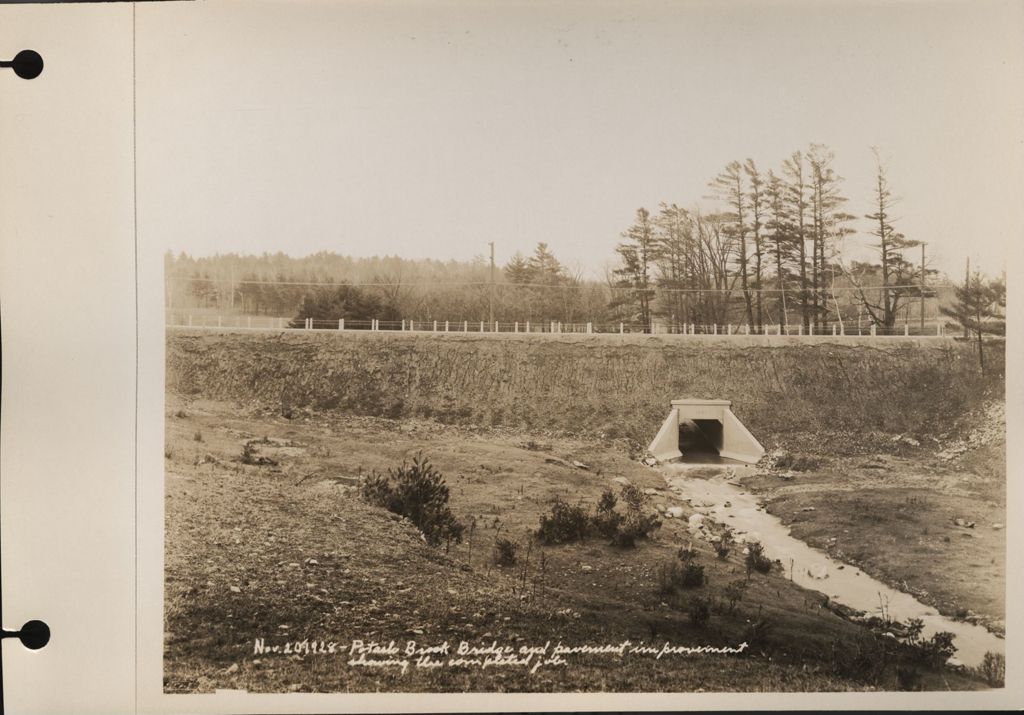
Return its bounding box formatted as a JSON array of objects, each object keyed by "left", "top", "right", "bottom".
[{"left": 808, "top": 564, "right": 829, "bottom": 580}]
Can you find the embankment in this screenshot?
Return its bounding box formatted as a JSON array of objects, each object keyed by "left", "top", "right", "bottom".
[{"left": 166, "top": 329, "right": 1003, "bottom": 452}]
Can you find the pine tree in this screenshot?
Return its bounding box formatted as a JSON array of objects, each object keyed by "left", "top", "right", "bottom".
[
  {"left": 709, "top": 161, "right": 753, "bottom": 326},
  {"left": 612, "top": 208, "right": 657, "bottom": 332},
  {"left": 940, "top": 273, "right": 1005, "bottom": 370}
]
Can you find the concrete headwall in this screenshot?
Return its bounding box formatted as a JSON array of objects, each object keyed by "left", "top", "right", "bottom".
[{"left": 166, "top": 329, "right": 1003, "bottom": 453}]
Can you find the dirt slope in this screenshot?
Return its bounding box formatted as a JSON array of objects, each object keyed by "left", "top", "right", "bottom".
[{"left": 167, "top": 330, "right": 1002, "bottom": 454}]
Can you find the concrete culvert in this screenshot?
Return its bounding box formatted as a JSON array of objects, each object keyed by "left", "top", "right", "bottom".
[{"left": 648, "top": 399, "right": 765, "bottom": 464}]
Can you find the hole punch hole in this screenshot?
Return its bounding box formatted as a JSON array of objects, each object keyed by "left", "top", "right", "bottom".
[
  {"left": 18, "top": 620, "right": 50, "bottom": 650},
  {"left": 1, "top": 50, "right": 44, "bottom": 80}
]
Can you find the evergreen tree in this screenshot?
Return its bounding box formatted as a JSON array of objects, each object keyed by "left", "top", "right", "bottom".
[{"left": 940, "top": 273, "right": 1005, "bottom": 370}]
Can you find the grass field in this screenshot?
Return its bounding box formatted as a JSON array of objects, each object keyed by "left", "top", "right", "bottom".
[{"left": 163, "top": 395, "right": 994, "bottom": 693}]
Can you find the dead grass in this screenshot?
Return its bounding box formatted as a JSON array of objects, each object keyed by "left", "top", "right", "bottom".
[
  {"left": 164, "top": 396, "right": 986, "bottom": 693},
  {"left": 741, "top": 449, "right": 1005, "bottom": 635}
]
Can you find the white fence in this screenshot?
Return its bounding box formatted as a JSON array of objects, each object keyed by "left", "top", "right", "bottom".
[{"left": 166, "top": 312, "right": 949, "bottom": 338}]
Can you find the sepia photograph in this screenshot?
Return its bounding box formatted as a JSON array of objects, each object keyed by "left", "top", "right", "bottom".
[{"left": 149, "top": 0, "right": 1016, "bottom": 699}]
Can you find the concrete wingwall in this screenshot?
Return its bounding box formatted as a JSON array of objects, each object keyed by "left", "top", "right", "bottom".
[{"left": 166, "top": 330, "right": 1004, "bottom": 454}]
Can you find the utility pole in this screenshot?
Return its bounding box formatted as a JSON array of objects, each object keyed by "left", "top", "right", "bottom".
[
  {"left": 919, "top": 242, "right": 926, "bottom": 334},
  {"left": 488, "top": 241, "right": 495, "bottom": 329}
]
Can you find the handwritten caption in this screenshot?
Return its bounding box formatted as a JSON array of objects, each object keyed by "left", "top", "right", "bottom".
[{"left": 253, "top": 638, "right": 748, "bottom": 675}]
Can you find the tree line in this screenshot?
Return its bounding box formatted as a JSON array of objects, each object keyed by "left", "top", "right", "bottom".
[
  {"left": 165, "top": 146, "right": 1003, "bottom": 338},
  {"left": 610, "top": 146, "right": 941, "bottom": 333}
]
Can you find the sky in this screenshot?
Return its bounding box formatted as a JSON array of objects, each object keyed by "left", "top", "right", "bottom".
[{"left": 137, "top": 0, "right": 1023, "bottom": 280}]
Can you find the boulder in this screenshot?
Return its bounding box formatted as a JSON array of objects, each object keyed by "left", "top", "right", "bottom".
[
  {"left": 685, "top": 511, "right": 703, "bottom": 526},
  {"left": 808, "top": 564, "right": 828, "bottom": 580}
]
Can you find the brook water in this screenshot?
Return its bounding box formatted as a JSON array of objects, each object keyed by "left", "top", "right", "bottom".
[{"left": 660, "top": 463, "right": 1004, "bottom": 668}]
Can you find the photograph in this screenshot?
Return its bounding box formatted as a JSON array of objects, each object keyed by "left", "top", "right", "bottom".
[{"left": 151, "top": 0, "right": 1014, "bottom": 698}]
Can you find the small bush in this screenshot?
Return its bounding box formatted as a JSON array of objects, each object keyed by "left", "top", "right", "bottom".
[
  {"left": 164, "top": 447, "right": 172, "bottom": 460},
  {"left": 715, "top": 531, "right": 734, "bottom": 560},
  {"left": 193, "top": 431, "right": 203, "bottom": 442},
  {"left": 619, "top": 483, "right": 646, "bottom": 511},
  {"left": 657, "top": 558, "right": 705, "bottom": 594},
  {"left": 680, "top": 563, "right": 706, "bottom": 588},
  {"left": 592, "top": 489, "right": 623, "bottom": 538},
  {"left": 174, "top": 410, "right": 187, "bottom": 419},
  {"left": 723, "top": 579, "right": 747, "bottom": 612},
  {"left": 536, "top": 499, "right": 591, "bottom": 544},
  {"left": 360, "top": 452, "right": 465, "bottom": 546},
  {"left": 828, "top": 633, "right": 895, "bottom": 685},
  {"left": 606, "top": 485, "right": 660, "bottom": 548},
  {"left": 745, "top": 542, "right": 773, "bottom": 576},
  {"left": 977, "top": 651, "right": 1005, "bottom": 687},
  {"left": 240, "top": 441, "right": 278, "bottom": 466},
  {"left": 688, "top": 597, "right": 711, "bottom": 628},
  {"left": 610, "top": 509, "right": 660, "bottom": 548},
  {"left": 493, "top": 537, "right": 518, "bottom": 566},
  {"left": 677, "top": 546, "right": 699, "bottom": 564},
  {"left": 917, "top": 631, "right": 957, "bottom": 667}
]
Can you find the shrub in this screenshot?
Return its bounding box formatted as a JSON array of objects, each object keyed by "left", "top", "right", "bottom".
[
  {"left": 493, "top": 537, "right": 518, "bottom": 567},
  {"left": 607, "top": 485, "right": 660, "bottom": 548},
  {"left": 677, "top": 546, "right": 699, "bottom": 564},
  {"left": 164, "top": 447, "right": 172, "bottom": 460},
  {"left": 359, "top": 452, "right": 465, "bottom": 546},
  {"left": 723, "top": 579, "right": 747, "bottom": 612},
  {"left": 240, "top": 441, "right": 278, "bottom": 466},
  {"left": 745, "top": 542, "right": 772, "bottom": 576},
  {"left": 193, "top": 431, "right": 203, "bottom": 442},
  {"left": 592, "top": 489, "right": 623, "bottom": 538},
  {"left": 536, "top": 499, "right": 591, "bottom": 544},
  {"left": 917, "top": 631, "right": 957, "bottom": 667},
  {"left": 610, "top": 509, "right": 660, "bottom": 548},
  {"left": 827, "top": 633, "right": 895, "bottom": 685},
  {"left": 680, "top": 563, "right": 706, "bottom": 588},
  {"left": 688, "top": 597, "right": 711, "bottom": 628},
  {"left": 714, "top": 530, "right": 735, "bottom": 560},
  {"left": 619, "top": 484, "right": 646, "bottom": 511},
  {"left": 977, "top": 651, "right": 1005, "bottom": 687},
  {"left": 657, "top": 558, "right": 706, "bottom": 594}
]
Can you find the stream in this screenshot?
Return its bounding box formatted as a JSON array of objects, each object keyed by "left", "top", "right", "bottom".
[{"left": 659, "top": 462, "right": 1004, "bottom": 668}]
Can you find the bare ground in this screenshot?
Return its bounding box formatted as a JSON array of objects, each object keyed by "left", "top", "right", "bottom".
[
  {"left": 738, "top": 419, "right": 1005, "bottom": 636},
  {"left": 163, "top": 396, "right": 990, "bottom": 693}
]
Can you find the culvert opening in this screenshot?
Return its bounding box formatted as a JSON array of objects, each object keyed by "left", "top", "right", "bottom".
[
  {"left": 678, "top": 419, "right": 725, "bottom": 463},
  {"left": 647, "top": 399, "right": 765, "bottom": 465}
]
